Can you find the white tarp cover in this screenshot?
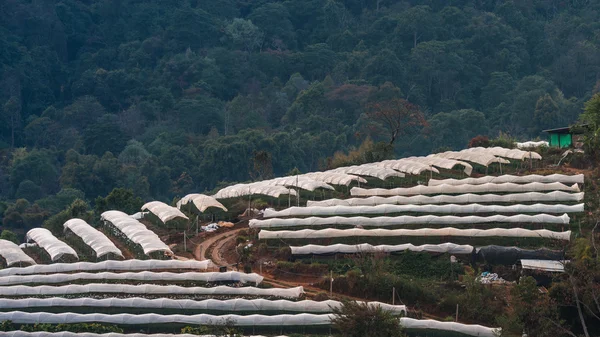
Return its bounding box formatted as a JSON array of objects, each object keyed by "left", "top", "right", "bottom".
[
  {"left": 0, "top": 240, "right": 36, "bottom": 267},
  {"left": 463, "top": 147, "right": 542, "bottom": 160},
  {"left": 213, "top": 183, "right": 297, "bottom": 199},
  {"left": 249, "top": 213, "right": 570, "bottom": 229},
  {"left": 141, "top": 201, "right": 189, "bottom": 223},
  {"left": 259, "top": 228, "right": 572, "bottom": 241},
  {"left": 433, "top": 151, "right": 510, "bottom": 167},
  {"left": 520, "top": 259, "right": 567, "bottom": 272},
  {"left": 0, "top": 284, "right": 305, "bottom": 299},
  {"left": 302, "top": 172, "right": 367, "bottom": 186},
  {"left": 407, "top": 156, "right": 473, "bottom": 176},
  {"left": 400, "top": 318, "right": 500, "bottom": 337},
  {"left": 308, "top": 191, "right": 585, "bottom": 207},
  {"left": 0, "top": 311, "right": 332, "bottom": 326},
  {"left": 0, "top": 271, "right": 263, "bottom": 286},
  {"left": 351, "top": 182, "right": 580, "bottom": 196},
  {"left": 0, "top": 298, "right": 406, "bottom": 314},
  {"left": 100, "top": 211, "right": 172, "bottom": 255},
  {"left": 176, "top": 194, "right": 228, "bottom": 212},
  {"left": 63, "top": 219, "right": 123, "bottom": 259},
  {"left": 25, "top": 228, "right": 78, "bottom": 262},
  {"left": 0, "top": 334, "right": 281, "bottom": 337},
  {"left": 0, "top": 259, "right": 213, "bottom": 277},
  {"left": 374, "top": 159, "right": 439, "bottom": 175},
  {"left": 429, "top": 174, "right": 584, "bottom": 186},
  {"left": 329, "top": 165, "right": 405, "bottom": 180},
  {"left": 517, "top": 141, "right": 549, "bottom": 149},
  {"left": 291, "top": 243, "right": 475, "bottom": 255},
  {"left": 262, "top": 203, "right": 583, "bottom": 218}
]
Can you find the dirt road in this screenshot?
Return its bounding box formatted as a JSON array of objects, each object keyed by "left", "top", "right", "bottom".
[{"left": 194, "top": 228, "right": 245, "bottom": 265}]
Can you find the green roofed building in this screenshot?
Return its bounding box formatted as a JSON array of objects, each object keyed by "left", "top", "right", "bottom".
[{"left": 542, "top": 125, "right": 587, "bottom": 148}]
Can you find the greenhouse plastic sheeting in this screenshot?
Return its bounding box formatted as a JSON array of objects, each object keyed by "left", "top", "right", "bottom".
[
  {"left": 0, "top": 298, "right": 406, "bottom": 315},
  {"left": 0, "top": 240, "right": 36, "bottom": 267},
  {"left": 176, "top": 194, "right": 228, "bottom": 212},
  {"left": 100, "top": 211, "right": 172, "bottom": 255},
  {"left": 308, "top": 191, "right": 585, "bottom": 207},
  {"left": 213, "top": 183, "right": 297, "bottom": 199},
  {"left": 400, "top": 318, "right": 500, "bottom": 337},
  {"left": 429, "top": 174, "right": 584, "bottom": 186},
  {"left": 0, "top": 259, "right": 213, "bottom": 277},
  {"left": 517, "top": 141, "right": 548, "bottom": 149},
  {"left": 26, "top": 228, "right": 78, "bottom": 262},
  {"left": 290, "top": 243, "right": 475, "bottom": 255},
  {"left": 0, "top": 284, "right": 305, "bottom": 299},
  {"left": 374, "top": 159, "right": 439, "bottom": 175},
  {"left": 250, "top": 213, "right": 570, "bottom": 229},
  {"left": 329, "top": 165, "right": 405, "bottom": 180},
  {"left": 0, "top": 271, "right": 264, "bottom": 286},
  {"left": 406, "top": 156, "right": 473, "bottom": 176},
  {"left": 63, "top": 219, "right": 123, "bottom": 259},
  {"left": 302, "top": 172, "right": 367, "bottom": 186},
  {"left": 141, "top": 201, "right": 189, "bottom": 223},
  {"left": 0, "top": 332, "right": 462, "bottom": 337},
  {"left": 476, "top": 246, "right": 564, "bottom": 265},
  {"left": 462, "top": 147, "right": 542, "bottom": 160},
  {"left": 0, "top": 333, "right": 286, "bottom": 337},
  {"left": 0, "top": 311, "right": 332, "bottom": 326},
  {"left": 351, "top": 182, "right": 580, "bottom": 197},
  {"left": 520, "top": 259, "right": 567, "bottom": 272},
  {"left": 433, "top": 151, "right": 510, "bottom": 167},
  {"left": 259, "top": 228, "right": 572, "bottom": 241},
  {"left": 263, "top": 203, "right": 583, "bottom": 218}
]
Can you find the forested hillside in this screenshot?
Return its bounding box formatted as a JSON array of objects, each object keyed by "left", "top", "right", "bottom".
[{"left": 1, "top": 0, "right": 599, "bottom": 229}]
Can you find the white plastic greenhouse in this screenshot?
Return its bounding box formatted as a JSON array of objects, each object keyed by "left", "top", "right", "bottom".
[
  {"left": 0, "top": 239, "right": 36, "bottom": 267},
  {"left": 351, "top": 182, "right": 580, "bottom": 196},
  {"left": 262, "top": 203, "right": 583, "bottom": 218},
  {"left": 302, "top": 172, "right": 367, "bottom": 186},
  {"left": 0, "top": 334, "right": 212, "bottom": 337},
  {"left": 429, "top": 173, "right": 584, "bottom": 186},
  {"left": 100, "top": 211, "right": 172, "bottom": 255},
  {"left": 141, "top": 201, "right": 189, "bottom": 223},
  {"left": 176, "top": 194, "right": 228, "bottom": 212},
  {"left": 290, "top": 243, "right": 475, "bottom": 255},
  {"left": 0, "top": 311, "right": 332, "bottom": 326},
  {"left": 0, "top": 259, "right": 214, "bottom": 277},
  {"left": 0, "top": 313, "right": 501, "bottom": 336},
  {"left": 0, "top": 271, "right": 264, "bottom": 286},
  {"left": 307, "top": 191, "right": 585, "bottom": 207},
  {"left": 25, "top": 228, "right": 78, "bottom": 262},
  {"left": 0, "top": 333, "right": 282, "bottom": 337},
  {"left": 405, "top": 155, "right": 473, "bottom": 175},
  {"left": 462, "top": 147, "right": 542, "bottom": 160},
  {"left": 329, "top": 164, "right": 405, "bottom": 180},
  {"left": 259, "top": 228, "right": 572, "bottom": 241},
  {"left": 0, "top": 298, "right": 406, "bottom": 314},
  {"left": 63, "top": 219, "right": 123, "bottom": 259},
  {"left": 433, "top": 151, "right": 510, "bottom": 167},
  {"left": 0, "top": 284, "right": 305, "bottom": 299},
  {"left": 374, "top": 159, "right": 439, "bottom": 175},
  {"left": 249, "top": 213, "right": 570, "bottom": 229},
  {"left": 213, "top": 183, "right": 297, "bottom": 199}
]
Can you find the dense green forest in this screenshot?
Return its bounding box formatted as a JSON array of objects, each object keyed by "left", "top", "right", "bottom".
[{"left": 1, "top": 0, "right": 599, "bottom": 233}]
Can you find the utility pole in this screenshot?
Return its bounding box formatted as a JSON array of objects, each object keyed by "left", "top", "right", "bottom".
[
  {"left": 455, "top": 304, "right": 459, "bottom": 322},
  {"left": 329, "top": 271, "right": 333, "bottom": 297},
  {"left": 183, "top": 230, "right": 187, "bottom": 252},
  {"left": 392, "top": 287, "right": 395, "bottom": 305}
]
